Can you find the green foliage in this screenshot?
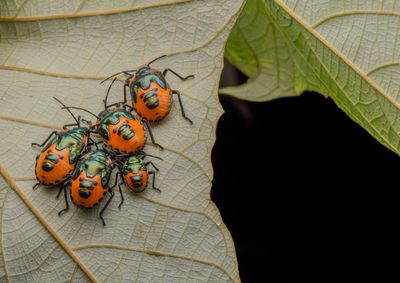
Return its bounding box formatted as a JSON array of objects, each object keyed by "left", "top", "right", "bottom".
[{"left": 223, "top": 0, "right": 400, "bottom": 155}]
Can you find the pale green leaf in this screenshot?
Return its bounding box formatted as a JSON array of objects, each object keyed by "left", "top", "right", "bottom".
[
  {"left": 0, "top": 0, "right": 244, "bottom": 281},
  {"left": 222, "top": 0, "right": 400, "bottom": 154}
]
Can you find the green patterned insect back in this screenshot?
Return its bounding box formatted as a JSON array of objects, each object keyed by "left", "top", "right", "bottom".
[
  {"left": 76, "top": 150, "right": 112, "bottom": 186},
  {"left": 123, "top": 156, "right": 147, "bottom": 174},
  {"left": 98, "top": 109, "right": 135, "bottom": 141},
  {"left": 130, "top": 67, "right": 168, "bottom": 103},
  {"left": 54, "top": 127, "right": 89, "bottom": 164}
]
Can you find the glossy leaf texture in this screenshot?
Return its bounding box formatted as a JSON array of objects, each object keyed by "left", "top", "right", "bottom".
[
  {"left": 0, "top": 0, "right": 244, "bottom": 282},
  {"left": 222, "top": 0, "right": 400, "bottom": 154}
]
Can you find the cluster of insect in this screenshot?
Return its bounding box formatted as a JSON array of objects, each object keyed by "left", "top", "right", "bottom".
[{"left": 32, "top": 55, "right": 193, "bottom": 225}]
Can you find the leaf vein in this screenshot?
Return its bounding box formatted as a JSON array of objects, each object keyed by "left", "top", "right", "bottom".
[
  {"left": 275, "top": 0, "right": 400, "bottom": 111},
  {"left": 72, "top": 243, "right": 236, "bottom": 282},
  {"left": 0, "top": 185, "right": 11, "bottom": 283},
  {"left": 313, "top": 10, "right": 400, "bottom": 29},
  {"left": 367, "top": 61, "right": 400, "bottom": 76},
  {"left": 0, "top": 165, "right": 98, "bottom": 283},
  {"left": 265, "top": 1, "right": 397, "bottom": 153},
  {"left": 0, "top": 0, "right": 191, "bottom": 22}
]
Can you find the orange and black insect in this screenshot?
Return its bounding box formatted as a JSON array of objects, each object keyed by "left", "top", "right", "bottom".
[
  {"left": 32, "top": 97, "right": 93, "bottom": 196},
  {"left": 113, "top": 152, "right": 161, "bottom": 207},
  {"left": 101, "top": 55, "right": 194, "bottom": 124},
  {"left": 64, "top": 83, "right": 162, "bottom": 153},
  {"left": 58, "top": 150, "right": 121, "bottom": 226}
]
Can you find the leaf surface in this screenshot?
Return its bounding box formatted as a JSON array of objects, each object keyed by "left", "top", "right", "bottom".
[
  {"left": 223, "top": 0, "right": 400, "bottom": 154},
  {"left": 0, "top": 0, "right": 243, "bottom": 281}
]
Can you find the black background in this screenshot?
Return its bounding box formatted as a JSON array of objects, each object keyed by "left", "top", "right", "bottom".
[{"left": 212, "top": 61, "right": 399, "bottom": 282}]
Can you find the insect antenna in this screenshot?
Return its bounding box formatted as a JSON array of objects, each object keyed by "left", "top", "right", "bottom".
[
  {"left": 62, "top": 106, "right": 100, "bottom": 120},
  {"left": 143, "top": 154, "right": 163, "bottom": 160},
  {"left": 137, "top": 150, "right": 163, "bottom": 160},
  {"left": 104, "top": 77, "right": 117, "bottom": 109},
  {"left": 100, "top": 70, "right": 136, "bottom": 85},
  {"left": 147, "top": 55, "right": 167, "bottom": 67},
  {"left": 53, "top": 97, "right": 80, "bottom": 126}
]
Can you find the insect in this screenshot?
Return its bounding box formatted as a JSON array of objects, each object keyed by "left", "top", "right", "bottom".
[
  {"left": 32, "top": 97, "right": 92, "bottom": 195},
  {"left": 64, "top": 83, "right": 162, "bottom": 153},
  {"left": 101, "top": 55, "right": 194, "bottom": 124},
  {"left": 113, "top": 152, "right": 161, "bottom": 208},
  {"left": 58, "top": 150, "right": 122, "bottom": 226}
]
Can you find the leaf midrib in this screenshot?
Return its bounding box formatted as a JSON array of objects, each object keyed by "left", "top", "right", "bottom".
[
  {"left": 0, "top": 164, "right": 97, "bottom": 282},
  {"left": 0, "top": 185, "right": 11, "bottom": 282},
  {"left": 274, "top": 0, "right": 400, "bottom": 112},
  {"left": 1, "top": 165, "right": 232, "bottom": 282},
  {"left": 267, "top": 0, "right": 398, "bottom": 153},
  {"left": 0, "top": 151, "right": 233, "bottom": 281},
  {"left": 0, "top": 0, "right": 190, "bottom": 22},
  {"left": 0, "top": 0, "right": 245, "bottom": 281}
]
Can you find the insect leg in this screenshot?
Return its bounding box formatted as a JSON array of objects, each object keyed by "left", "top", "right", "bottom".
[
  {"left": 32, "top": 182, "right": 40, "bottom": 190},
  {"left": 57, "top": 183, "right": 70, "bottom": 216},
  {"left": 145, "top": 161, "right": 159, "bottom": 172},
  {"left": 104, "top": 80, "right": 131, "bottom": 110},
  {"left": 172, "top": 90, "right": 193, "bottom": 125},
  {"left": 148, "top": 171, "right": 161, "bottom": 192},
  {"left": 87, "top": 137, "right": 99, "bottom": 150},
  {"left": 162, "top": 68, "right": 194, "bottom": 81},
  {"left": 111, "top": 173, "right": 124, "bottom": 208},
  {"left": 99, "top": 189, "right": 115, "bottom": 226},
  {"left": 139, "top": 151, "right": 163, "bottom": 160},
  {"left": 124, "top": 83, "right": 129, "bottom": 105},
  {"left": 56, "top": 184, "right": 63, "bottom": 199},
  {"left": 31, "top": 131, "right": 58, "bottom": 148},
  {"left": 62, "top": 115, "right": 82, "bottom": 130},
  {"left": 117, "top": 174, "right": 125, "bottom": 209},
  {"left": 62, "top": 122, "right": 79, "bottom": 129},
  {"left": 144, "top": 120, "right": 164, "bottom": 150}
]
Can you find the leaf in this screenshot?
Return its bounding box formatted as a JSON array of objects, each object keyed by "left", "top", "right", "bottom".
[
  {"left": 222, "top": 0, "right": 400, "bottom": 155},
  {"left": 0, "top": 0, "right": 244, "bottom": 281}
]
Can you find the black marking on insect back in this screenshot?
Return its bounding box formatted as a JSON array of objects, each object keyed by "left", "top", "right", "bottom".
[
  {"left": 78, "top": 189, "right": 91, "bottom": 199},
  {"left": 118, "top": 124, "right": 135, "bottom": 140},
  {"left": 130, "top": 174, "right": 143, "bottom": 188},
  {"left": 130, "top": 70, "right": 167, "bottom": 102},
  {"left": 42, "top": 163, "right": 54, "bottom": 172},
  {"left": 143, "top": 89, "right": 160, "bottom": 110},
  {"left": 42, "top": 153, "right": 59, "bottom": 172},
  {"left": 98, "top": 124, "right": 110, "bottom": 141}
]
